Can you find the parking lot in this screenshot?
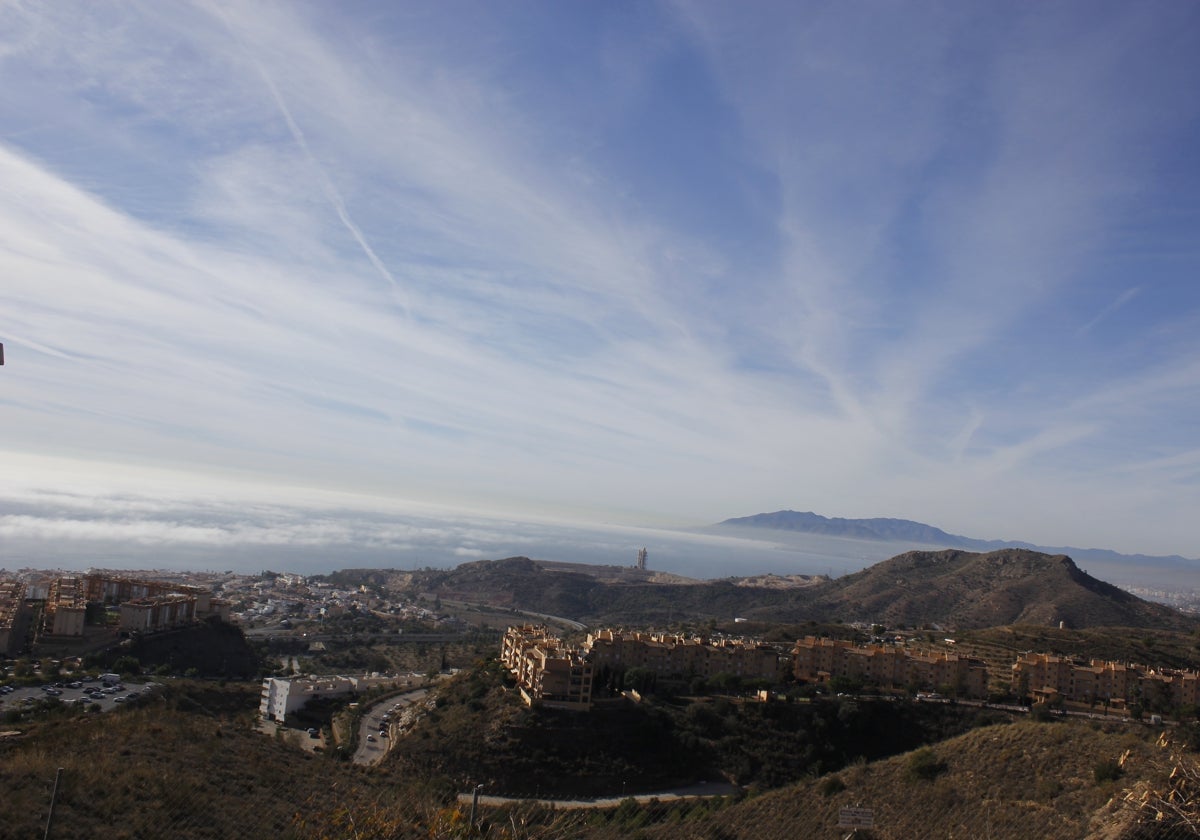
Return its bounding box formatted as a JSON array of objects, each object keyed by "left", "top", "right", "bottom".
[{"left": 0, "top": 678, "right": 159, "bottom": 713}]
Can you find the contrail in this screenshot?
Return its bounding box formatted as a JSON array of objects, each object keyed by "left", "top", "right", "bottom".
[
  {"left": 258, "top": 68, "right": 407, "bottom": 307},
  {"left": 212, "top": 4, "right": 408, "bottom": 313}
]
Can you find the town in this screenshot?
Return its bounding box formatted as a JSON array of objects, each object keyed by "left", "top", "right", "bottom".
[
  {"left": 5, "top": 565, "right": 1200, "bottom": 724},
  {"left": 0, "top": 566, "right": 464, "bottom": 660}
]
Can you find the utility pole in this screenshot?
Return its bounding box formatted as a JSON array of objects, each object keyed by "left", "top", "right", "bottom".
[
  {"left": 44, "top": 767, "right": 63, "bottom": 839},
  {"left": 469, "top": 784, "right": 484, "bottom": 832}
]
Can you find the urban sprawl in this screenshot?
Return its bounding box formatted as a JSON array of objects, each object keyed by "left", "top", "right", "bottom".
[{"left": 3, "top": 570, "right": 1199, "bottom": 723}]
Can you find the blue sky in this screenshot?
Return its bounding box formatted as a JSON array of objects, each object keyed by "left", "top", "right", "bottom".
[{"left": 2, "top": 1, "right": 1199, "bottom": 563}]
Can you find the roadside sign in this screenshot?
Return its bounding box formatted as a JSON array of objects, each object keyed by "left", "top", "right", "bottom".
[{"left": 838, "top": 807, "right": 875, "bottom": 829}]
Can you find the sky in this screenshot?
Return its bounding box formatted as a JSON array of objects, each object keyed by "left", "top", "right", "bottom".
[{"left": 2, "top": 1, "right": 1200, "bottom": 570}]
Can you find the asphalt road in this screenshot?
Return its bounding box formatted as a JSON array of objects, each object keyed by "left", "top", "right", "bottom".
[{"left": 352, "top": 687, "right": 429, "bottom": 765}]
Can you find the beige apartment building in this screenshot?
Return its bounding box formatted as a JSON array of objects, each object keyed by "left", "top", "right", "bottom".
[
  {"left": 34, "top": 573, "right": 230, "bottom": 636},
  {"left": 501, "top": 625, "right": 594, "bottom": 710},
  {"left": 501, "top": 626, "right": 783, "bottom": 710},
  {"left": 44, "top": 576, "right": 88, "bottom": 637},
  {"left": 119, "top": 594, "right": 198, "bottom": 633},
  {"left": 791, "top": 636, "right": 989, "bottom": 699},
  {"left": 84, "top": 575, "right": 214, "bottom": 614},
  {"left": 1012, "top": 652, "right": 1200, "bottom": 710}
]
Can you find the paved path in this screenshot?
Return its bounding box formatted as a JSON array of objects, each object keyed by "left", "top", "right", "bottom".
[{"left": 456, "top": 781, "right": 740, "bottom": 810}]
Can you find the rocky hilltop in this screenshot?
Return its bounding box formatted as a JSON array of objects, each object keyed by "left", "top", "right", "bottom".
[{"left": 783, "top": 548, "right": 1191, "bottom": 630}]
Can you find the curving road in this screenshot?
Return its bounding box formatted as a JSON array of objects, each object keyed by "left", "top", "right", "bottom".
[
  {"left": 351, "top": 687, "right": 428, "bottom": 765},
  {"left": 456, "top": 780, "right": 740, "bottom": 810}
]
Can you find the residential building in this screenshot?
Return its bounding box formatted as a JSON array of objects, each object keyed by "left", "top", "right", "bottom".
[
  {"left": 586, "top": 629, "right": 781, "bottom": 681},
  {"left": 1012, "top": 652, "right": 1200, "bottom": 711},
  {"left": 44, "top": 576, "right": 87, "bottom": 637},
  {"left": 119, "top": 594, "right": 198, "bottom": 633},
  {"left": 501, "top": 625, "right": 594, "bottom": 710},
  {"left": 791, "top": 636, "right": 989, "bottom": 699},
  {"left": 0, "top": 580, "right": 33, "bottom": 656},
  {"left": 501, "top": 625, "right": 782, "bottom": 710},
  {"left": 259, "top": 674, "right": 409, "bottom": 721}
]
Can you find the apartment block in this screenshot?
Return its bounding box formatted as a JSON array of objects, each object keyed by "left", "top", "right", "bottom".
[
  {"left": 501, "top": 626, "right": 783, "bottom": 710},
  {"left": 31, "top": 573, "right": 226, "bottom": 635},
  {"left": 1012, "top": 652, "right": 1200, "bottom": 710},
  {"left": 585, "top": 629, "right": 781, "bottom": 681},
  {"left": 259, "top": 673, "right": 409, "bottom": 721},
  {"left": 501, "top": 625, "right": 594, "bottom": 710},
  {"left": 0, "top": 580, "right": 34, "bottom": 656},
  {"left": 84, "top": 574, "right": 214, "bottom": 615},
  {"left": 119, "top": 594, "right": 198, "bottom": 633},
  {"left": 44, "top": 576, "right": 88, "bottom": 637},
  {"left": 791, "top": 636, "right": 989, "bottom": 699}
]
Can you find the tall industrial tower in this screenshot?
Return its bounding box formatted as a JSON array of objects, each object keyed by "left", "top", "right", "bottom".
[{"left": 636, "top": 547, "right": 647, "bottom": 571}]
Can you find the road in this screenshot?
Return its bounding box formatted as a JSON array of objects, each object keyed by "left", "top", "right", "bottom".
[
  {"left": 456, "top": 780, "right": 740, "bottom": 810},
  {"left": 352, "top": 686, "right": 429, "bottom": 765}
]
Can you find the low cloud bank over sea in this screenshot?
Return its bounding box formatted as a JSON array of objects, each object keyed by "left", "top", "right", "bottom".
[
  {"left": 0, "top": 488, "right": 925, "bottom": 581},
  {"left": 1, "top": 487, "right": 1192, "bottom": 591}
]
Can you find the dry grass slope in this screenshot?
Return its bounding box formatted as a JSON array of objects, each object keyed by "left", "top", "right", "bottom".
[{"left": 633, "top": 719, "right": 1177, "bottom": 840}]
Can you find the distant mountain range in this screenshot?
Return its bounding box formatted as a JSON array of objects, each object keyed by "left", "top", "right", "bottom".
[{"left": 716, "top": 510, "right": 1198, "bottom": 570}]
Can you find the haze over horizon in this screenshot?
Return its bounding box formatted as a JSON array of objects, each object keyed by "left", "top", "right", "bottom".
[{"left": 3, "top": 3, "right": 1199, "bottom": 563}]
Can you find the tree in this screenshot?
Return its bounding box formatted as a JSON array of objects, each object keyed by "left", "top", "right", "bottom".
[
  {"left": 828, "top": 675, "right": 864, "bottom": 695},
  {"left": 40, "top": 658, "right": 61, "bottom": 679},
  {"left": 624, "top": 667, "right": 657, "bottom": 695},
  {"left": 113, "top": 655, "right": 141, "bottom": 676}
]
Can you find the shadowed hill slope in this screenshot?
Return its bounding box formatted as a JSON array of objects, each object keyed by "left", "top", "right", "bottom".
[{"left": 632, "top": 718, "right": 1180, "bottom": 840}]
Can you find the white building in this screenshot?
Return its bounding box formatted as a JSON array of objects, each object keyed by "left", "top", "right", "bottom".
[
  {"left": 260, "top": 676, "right": 354, "bottom": 721},
  {"left": 259, "top": 674, "right": 411, "bottom": 721}
]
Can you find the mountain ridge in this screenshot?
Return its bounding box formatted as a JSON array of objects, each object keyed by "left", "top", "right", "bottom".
[{"left": 716, "top": 509, "right": 1198, "bottom": 568}]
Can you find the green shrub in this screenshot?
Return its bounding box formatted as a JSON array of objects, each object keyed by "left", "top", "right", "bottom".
[{"left": 907, "top": 747, "right": 948, "bottom": 782}]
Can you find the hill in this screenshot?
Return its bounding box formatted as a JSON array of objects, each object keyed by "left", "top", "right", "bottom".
[
  {"left": 3, "top": 672, "right": 1194, "bottom": 839},
  {"left": 385, "top": 556, "right": 805, "bottom": 626},
  {"left": 384, "top": 549, "right": 1192, "bottom": 631},
  {"left": 383, "top": 662, "right": 1000, "bottom": 797},
  {"left": 634, "top": 717, "right": 1187, "bottom": 840},
  {"left": 758, "top": 548, "right": 1195, "bottom": 631}
]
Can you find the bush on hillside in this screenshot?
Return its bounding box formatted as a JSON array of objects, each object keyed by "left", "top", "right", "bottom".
[{"left": 907, "top": 748, "right": 947, "bottom": 781}]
